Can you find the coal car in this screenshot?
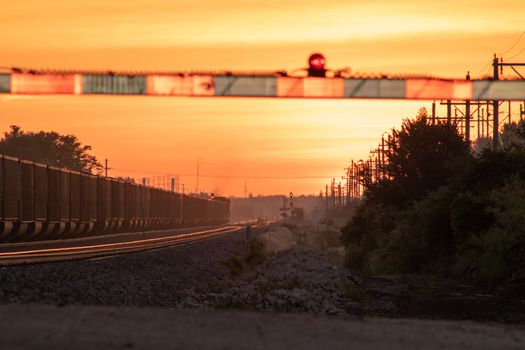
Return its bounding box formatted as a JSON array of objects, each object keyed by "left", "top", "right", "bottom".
[{"left": 0, "top": 155, "right": 230, "bottom": 242}]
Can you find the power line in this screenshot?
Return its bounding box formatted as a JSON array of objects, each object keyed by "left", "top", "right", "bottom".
[
  {"left": 500, "top": 29, "right": 525, "bottom": 57},
  {"left": 471, "top": 59, "right": 492, "bottom": 76},
  {"left": 472, "top": 31, "right": 525, "bottom": 75},
  {"left": 506, "top": 46, "right": 525, "bottom": 61},
  {"left": 111, "top": 167, "right": 337, "bottom": 179}
]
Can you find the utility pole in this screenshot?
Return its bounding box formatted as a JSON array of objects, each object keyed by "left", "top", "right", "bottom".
[
  {"left": 431, "top": 101, "right": 436, "bottom": 125},
  {"left": 508, "top": 100, "right": 512, "bottom": 124},
  {"left": 105, "top": 159, "right": 109, "bottom": 177},
  {"left": 492, "top": 57, "right": 525, "bottom": 128},
  {"left": 331, "top": 178, "right": 336, "bottom": 209},
  {"left": 493, "top": 55, "right": 500, "bottom": 150},
  {"left": 337, "top": 182, "right": 342, "bottom": 208},
  {"left": 446, "top": 100, "right": 452, "bottom": 125},
  {"left": 345, "top": 167, "right": 351, "bottom": 207},
  {"left": 196, "top": 158, "right": 202, "bottom": 193},
  {"left": 325, "top": 184, "right": 329, "bottom": 212},
  {"left": 477, "top": 107, "right": 481, "bottom": 139},
  {"left": 465, "top": 72, "right": 471, "bottom": 144},
  {"left": 380, "top": 135, "right": 386, "bottom": 176}
]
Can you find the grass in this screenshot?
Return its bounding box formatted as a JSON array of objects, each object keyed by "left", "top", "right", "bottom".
[
  {"left": 223, "top": 239, "right": 268, "bottom": 277},
  {"left": 344, "top": 283, "right": 367, "bottom": 303}
]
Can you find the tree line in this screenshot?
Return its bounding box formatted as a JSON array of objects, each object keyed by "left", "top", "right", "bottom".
[
  {"left": 0, "top": 125, "right": 102, "bottom": 173},
  {"left": 341, "top": 109, "right": 525, "bottom": 291}
]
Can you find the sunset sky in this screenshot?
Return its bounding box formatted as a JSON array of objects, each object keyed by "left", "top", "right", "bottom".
[{"left": 1, "top": 0, "right": 524, "bottom": 196}]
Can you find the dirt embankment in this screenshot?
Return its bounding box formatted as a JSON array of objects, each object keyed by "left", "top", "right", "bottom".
[
  {"left": 198, "top": 221, "right": 525, "bottom": 323},
  {"left": 181, "top": 222, "right": 394, "bottom": 316}
]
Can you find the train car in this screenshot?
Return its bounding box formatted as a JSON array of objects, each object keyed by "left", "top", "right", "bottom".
[
  {"left": 124, "top": 181, "right": 137, "bottom": 231},
  {"left": 39, "top": 166, "right": 71, "bottom": 238},
  {"left": 0, "top": 155, "right": 20, "bottom": 239},
  {"left": 96, "top": 176, "right": 112, "bottom": 233},
  {"left": 0, "top": 154, "right": 231, "bottom": 243},
  {"left": 79, "top": 172, "right": 97, "bottom": 235},
  {"left": 138, "top": 184, "right": 150, "bottom": 229},
  {"left": 16, "top": 159, "right": 35, "bottom": 238},
  {"left": 1, "top": 158, "right": 50, "bottom": 240},
  {"left": 32, "top": 162, "right": 48, "bottom": 237},
  {"left": 149, "top": 187, "right": 159, "bottom": 228},
  {"left": 181, "top": 195, "right": 194, "bottom": 226},
  {"left": 110, "top": 178, "right": 125, "bottom": 232},
  {"left": 213, "top": 196, "right": 231, "bottom": 224},
  {"left": 69, "top": 170, "right": 81, "bottom": 235},
  {"left": 44, "top": 165, "right": 64, "bottom": 237}
]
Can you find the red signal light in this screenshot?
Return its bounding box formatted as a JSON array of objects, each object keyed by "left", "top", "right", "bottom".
[
  {"left": 308, "top": 53, "right": 327, "bottom": 77},
  {"left": 309, "top": 53, "right": 326, "bottom": 70}
]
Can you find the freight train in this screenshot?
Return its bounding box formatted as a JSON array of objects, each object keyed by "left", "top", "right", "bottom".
[{"left": 0, "top": 154, "right": 230, "bottom": 242}]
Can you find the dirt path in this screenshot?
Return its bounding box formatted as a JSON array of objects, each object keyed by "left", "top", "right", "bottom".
[{"left": 1, "top": 304, "right": 524, "bottom": 350}]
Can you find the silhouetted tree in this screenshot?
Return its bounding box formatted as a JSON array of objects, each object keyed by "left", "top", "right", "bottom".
[
  {"left": 367, "top": 109, "right": 470, "bottom": 207},
  {"left": 501, "top": 120, "right": 525, "bottom": 151},
  {"left": 0, "top": 125, "right": 102, "bottom": 173}
]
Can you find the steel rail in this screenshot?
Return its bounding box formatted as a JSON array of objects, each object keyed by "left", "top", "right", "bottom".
[{"left": 0, "top": 225, "right": 242, "bottom": 266}]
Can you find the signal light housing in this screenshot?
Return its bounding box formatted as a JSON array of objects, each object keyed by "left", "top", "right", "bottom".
[{"left": 308, "top": 53, "right": 327, "bottom": 77}]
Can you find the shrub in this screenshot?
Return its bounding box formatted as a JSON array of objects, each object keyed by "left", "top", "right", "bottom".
[
  {"left": 344, "top": 245, "right": 367, "bottom": 272},
  {"left": 473, "top": 178, "right": 525, "bottom": 286},
  {"left": 341, "top": 113, "right": 525, "bottom": 288},
  {"left": 223, "top": 239, "right": 268, "bottom": 277}
]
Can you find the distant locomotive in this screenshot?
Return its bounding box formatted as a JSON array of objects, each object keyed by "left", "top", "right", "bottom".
[{"left": 0, "top": 154, "right": 230, "bottom": 242}]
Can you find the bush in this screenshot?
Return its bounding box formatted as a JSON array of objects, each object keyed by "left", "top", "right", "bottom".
[
  {"left": 472, "top": 178, "right": 525, "bottom": 286},
  {"left": 344, "top": 245, "right": 367, "bottom": 272},
  {"left": 477, "top": 229, "right": 516, "bottom": 285},
  {"left": 223, "top": 239, "right": 268, "bottom": 277},
  {"left": 322, "top": 227, "right": 342, "bottom": 248},
  {"left": 341, "top": 114, "right": 525, "bottom": 288}
]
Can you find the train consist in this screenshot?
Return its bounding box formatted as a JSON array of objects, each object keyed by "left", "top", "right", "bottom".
[{"left": 0, "top": 154, "right": 230, "bottom": 242}]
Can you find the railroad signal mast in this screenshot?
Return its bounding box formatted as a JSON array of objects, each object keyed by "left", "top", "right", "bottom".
[{"left": 280, "top": 196, "right": 289, "bottom": 219}]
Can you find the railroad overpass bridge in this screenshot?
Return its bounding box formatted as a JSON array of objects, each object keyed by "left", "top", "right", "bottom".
[
  {"left": 0, "top": 66, "right": 523, "bottom": 101},
  {"left": 1, "top": 54, "right": 524, "bottom": 147}
]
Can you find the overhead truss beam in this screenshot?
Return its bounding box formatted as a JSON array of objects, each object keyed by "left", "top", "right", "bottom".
[{"left": 0, "top": 72, "right": 524, "bottom": 100}]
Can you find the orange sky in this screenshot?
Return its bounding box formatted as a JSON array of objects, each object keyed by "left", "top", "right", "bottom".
[{"left": 1, "top": 1, "right": 524, "bottom": 196}]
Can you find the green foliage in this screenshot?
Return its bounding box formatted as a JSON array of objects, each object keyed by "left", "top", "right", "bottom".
[
  {"left": 344, "top": 283, "right": 367, "bottom": 302},
  {"left": 376, "top": 187, "right": 455, "bottom": 274},
  {"left": 474, "top": 178, "right": 525, "bottom": 285},
  {"left": 341, "top": 111, "right": 525, "bottom": 289},
  {"left": 344, "top": 245, "right": 367, "bottom": 272},
  {"left": 501, "top": 120, "right": 525, "bottom": 151},
  {"left": 367, "top": 111, "right": 470, "bottom": 207},
  {"left": 449, "top": 192, "right": 493, "bottom": 241},
  {"left": 223, "top": 239, "right": 268, "bottom": 277},
  {"left": 0, "top": 125, "right": 102, "bottom": 173},
  {"left": 321, "top": 227, "right": 342, "bottom": 248},
  {"left": 245, "top": 239, "right": 267, "bottom": 269}
]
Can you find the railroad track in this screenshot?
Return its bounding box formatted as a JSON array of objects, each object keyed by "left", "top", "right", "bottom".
[{"left": 0, "top": 225, "right": 244, "bottom": 266}]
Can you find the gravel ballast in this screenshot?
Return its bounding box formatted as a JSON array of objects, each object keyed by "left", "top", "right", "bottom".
[
  {"left": 0, "top": 225, "right": 366, "bottom": 316},
  {"left": 186, "top": 248, "right": 365, "bottom": 315},
  {"left": 0, "top": 228, "right": 256, "bottom": 307},
  {"left": 2, "top": 222, "right": 524, "bottom": 323}
]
